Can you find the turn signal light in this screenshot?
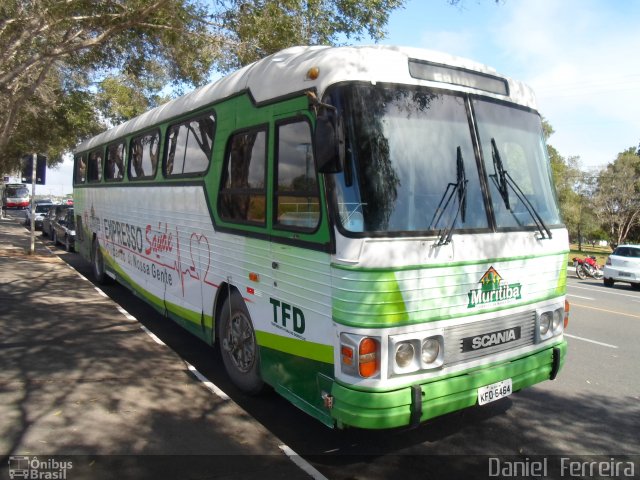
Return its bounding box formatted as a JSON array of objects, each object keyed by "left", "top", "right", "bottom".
[
  {"left": 564, "top": 299, "right": 570, "bottom": 329},
  {"left": 358, "top": 337, "right": 379, "bottom": 378},
  {"left": 341, "top": 345, "right": 354, "bottom": 366}
]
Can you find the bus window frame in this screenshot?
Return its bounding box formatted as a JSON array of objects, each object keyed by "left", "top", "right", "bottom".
[
  {"left": 163, "top": 110, "right": 216, "bottom": 179},
  {"left": 273, "top": 115, "right": 322, "bottom": 234},
  {"left": 104, "top": 139, "right": 127, "bottom": 182},
  {"left": 73, "top": 154, "right": 87, "bottom": 185},
  {"left": 128, "top": 128, "right": 161, "bottom": 181},
  {"left": 87, "top": 148, "right": 104, "bottom": 184},
  {"left": 217, "top": 125, "right": 269, "bottom": 227}
]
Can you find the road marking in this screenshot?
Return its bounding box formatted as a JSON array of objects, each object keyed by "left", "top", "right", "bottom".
[
  {"left": 568, "top": 283, "right": 640, "bottom": 299},
  {"left": 564, "top": 334, "right": 618, "bottom": 349},
  {"left": 571, "top": 302, "right": 640, "bottom": 319},
  {"left": 116, "top": 305, "right": 138, "bottom": 322},
  {"left": 140, "top": 324, "right": 166, "bottom": 345},
  {"left": 279, "top": 444, "right": 328, "bottom": 480},
  {"left": 567, "top": 294, "right": 594, "bottom": 300},
  {"left": 185, "top": 362, "right": 230, "bottom": 401}
]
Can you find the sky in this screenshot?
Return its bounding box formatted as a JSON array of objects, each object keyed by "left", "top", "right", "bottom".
[
  {"left": 42, "top": 0, "right": 640, "bottom": 196},
  {"left": 371, "top": 0, "right": 640, "bottom": 171}
]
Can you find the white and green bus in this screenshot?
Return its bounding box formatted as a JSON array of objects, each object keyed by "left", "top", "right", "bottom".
[{"left": 73, "top": 45, "right": 569, "bottom": 429}]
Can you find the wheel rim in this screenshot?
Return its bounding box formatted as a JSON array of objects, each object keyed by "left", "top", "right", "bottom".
[{"left": 223, "top": 311, "right": 256, "bottom": 373}]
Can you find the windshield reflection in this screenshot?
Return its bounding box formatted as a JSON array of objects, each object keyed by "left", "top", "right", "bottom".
[
  {"left": 331, "top": 84, "right": 488, "bottom": 234},
  {"left": 325, "top": 84, "right": 561, "bottom": 236}
]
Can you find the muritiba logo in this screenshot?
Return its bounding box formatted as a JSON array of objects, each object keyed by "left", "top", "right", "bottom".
[{"left": 467, "top": 267, "right": 522, "bottom": 308}]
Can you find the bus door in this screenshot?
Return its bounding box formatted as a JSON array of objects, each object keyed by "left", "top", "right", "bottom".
[{"left": 267, "top": 114, "right": 334, "bottom": 390}]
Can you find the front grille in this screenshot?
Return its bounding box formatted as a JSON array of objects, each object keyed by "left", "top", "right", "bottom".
[{"left": 444, "top": 310, "right": 536, "bottom": 365}]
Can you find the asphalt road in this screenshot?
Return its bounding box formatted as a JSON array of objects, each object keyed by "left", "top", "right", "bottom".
[{"left": 10, "top": 211, "right": 640, "bottom": 479}]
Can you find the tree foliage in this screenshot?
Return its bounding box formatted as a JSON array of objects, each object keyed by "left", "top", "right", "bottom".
[
  {"left": 593, "top": 147, "right": 640, "bottom": 246},
  {"left": 0, "top": 0, "right": 406, "bottom": 176},
  {"left": 220, "top": 0, "right": 404, "bottom": 70}
]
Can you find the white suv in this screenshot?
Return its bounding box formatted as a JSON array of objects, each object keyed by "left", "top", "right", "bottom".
[{"left": 603, "top": 245, "right": 640, "bottom": 290}]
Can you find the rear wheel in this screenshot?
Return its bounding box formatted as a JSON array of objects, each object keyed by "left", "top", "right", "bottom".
[
  {"left": 91, "top": 238, "right": 111, "bottom": 284},
  {"left": 575, "top": 264, "right": 586, "bottom": 280},
  {"left": 632, "top": 283, "right": 640, "bottom": 291},
  {"left": 64, "top": 235, "right": 72, "bottom": 252},
  {"left": 219, "top": 291, "right": 264, "bottom": 394},
  {"left": 51, "top": 230, "right": 57, "bottom": 246}
]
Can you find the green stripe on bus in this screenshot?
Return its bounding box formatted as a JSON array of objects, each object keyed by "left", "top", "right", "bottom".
[
  {"left": 333, "top": 292, "right": 566, "bottom": 328},
  {"left": 256, "top": 330, "right": 333, "bottom": 364}
]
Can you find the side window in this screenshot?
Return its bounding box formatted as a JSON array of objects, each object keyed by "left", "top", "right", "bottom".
[
  {"left": 74, "top": 154, "right": 86, "bottom": 185},
  {"left": 616, "top": 247, "right": 629, "bottom": 257},
  {"left": 218, "top": 129, "right": 267, "bottom": 225},
  {"left": 275, "top": 120, "right": 320, "bottom": 230},
  {"left": 165, "top": 113, "right": 215, "bottom": 176},
  {"left": 87, "top": 149, "right": 103, "bottom": 183},
  {"left": 129, "top": 130, "right": 160, "bottom": 180},
  {"left": 105, "top": 141, "right": 126, "bottom": 181}
]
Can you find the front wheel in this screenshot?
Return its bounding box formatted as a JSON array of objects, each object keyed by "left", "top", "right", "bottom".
[
  {"left": 219, "top": 291, "right": 264, "bottom": 395},
  {"left": 603, "top": 277, "right": 614, "bottom": 287},
  {"left": 575, "top": 264, "right": 587, "bottom": 280}
]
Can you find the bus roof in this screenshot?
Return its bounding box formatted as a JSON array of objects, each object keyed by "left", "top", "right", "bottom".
[{"left": 76, "top": 45, "right": 537, "bottom": 153}]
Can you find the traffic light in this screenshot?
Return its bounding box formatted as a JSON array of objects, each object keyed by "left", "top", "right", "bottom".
[{"left": 21, "top": 154, "right": 47, "bottom": 185}]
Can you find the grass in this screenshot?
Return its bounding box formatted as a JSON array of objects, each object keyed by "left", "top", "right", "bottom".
[{"left": 569, "top": 243, "right": 612, "bottom": 267}]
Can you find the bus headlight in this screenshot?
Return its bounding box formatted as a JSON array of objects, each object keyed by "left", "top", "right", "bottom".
[
  {"left": 539, "top": 312, "right": 551, "bottom": 336},
  {"left": 395, "top": 342, "right": 415, "bottom": 368},
  {"left": 389, "top": 332, "right": 444, "bottom": 376},
  {"left": 421, "top": 338, "right": 440, "bottom": 364},
  {"left": 537, "top": 306, "right": 565, "bottom": 342},
  {"left": 552, "top": 308, "right": 564, "bottom": 335}
]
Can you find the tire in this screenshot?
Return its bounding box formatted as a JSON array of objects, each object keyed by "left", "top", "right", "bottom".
[
  {"left": 575, "top": 265, "right": 586, "bottom": 280},
  {"left": 64, "top": 235, "right": 72, "bottom": 252},
  {"left": 219, "top": 291, "right": 264, "bottom": 394},
  {"left": 51, "top": 230, "right": 57, "bottom": 246},
  {"left": 91, "top": 238, "right": 112, "bottom": 284},
  {"left": 632, "top": 283, "right": 640, "bottom": 291},
  {"left": 603, "top": 277, "right": 614, "bottom": 287}
]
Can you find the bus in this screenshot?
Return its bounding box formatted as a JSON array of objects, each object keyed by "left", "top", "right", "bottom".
[
  {"left": 2, "top": 183, "right": 30, "bottom": 209},
  {"left": 73, "top": 45, "right": 569, "bottom": 429}
]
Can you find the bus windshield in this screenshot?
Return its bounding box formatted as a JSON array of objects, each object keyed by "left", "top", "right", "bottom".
[
  {"left": 6, "top": 186, "right": 29, "bottom": 198},
  {"left": 328, "top": 83, "right": 561, "bottom": 235}
]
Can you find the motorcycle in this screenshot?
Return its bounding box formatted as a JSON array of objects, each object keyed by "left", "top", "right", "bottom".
[{"left": 573, "top": 255, "right": 603, "bottom": 279}]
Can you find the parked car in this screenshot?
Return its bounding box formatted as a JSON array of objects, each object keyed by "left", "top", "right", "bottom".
[
  {"left": 603, "top": 244, "right": 640, "bottom": 290},
  {"left": 41, "top": 205, "right": 65, "bottom": 238},
  {"left": 24, "top": 202, "right": 54, "bottom": 230},
  {"left": 51, "top": 207, "right": 75, "bottom": 252}
]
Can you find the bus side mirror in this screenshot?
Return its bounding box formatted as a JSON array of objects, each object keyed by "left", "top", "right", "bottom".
[{"left": 314, "top": 113, "right": 344, "bottom": 174}]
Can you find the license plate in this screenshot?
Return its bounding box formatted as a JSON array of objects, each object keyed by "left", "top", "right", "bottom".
[
  {"left": 619, "top": 272, "right": 631, "bottom": 277},
  {"left": 478, "top": 379, "right": 512, "bottom": 405}
]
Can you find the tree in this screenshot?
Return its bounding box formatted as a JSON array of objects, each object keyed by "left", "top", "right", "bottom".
[
  {"left": 0, "top": 0, "right": 220, "bottom": 174},
  {"left": 220, "top": 0, "right": 404, "bottom": 70},
  {"left": 593, "top": 147, "right": 640, "bottom": 246},
  {"left": 0, "top": 0, "right": 406, "bottom": 176}
]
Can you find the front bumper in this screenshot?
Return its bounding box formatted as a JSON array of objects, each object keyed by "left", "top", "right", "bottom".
[{"left": 330, "top": 341, "right": 567, "bottom": 429}]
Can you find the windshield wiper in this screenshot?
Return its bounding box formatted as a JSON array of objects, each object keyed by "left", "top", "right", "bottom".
[
  {"left": 490, "top": 138, "right": 552, "bottom": 239},
  {"left": 430, "top": 146, "right": 467, "bottom": 246}
]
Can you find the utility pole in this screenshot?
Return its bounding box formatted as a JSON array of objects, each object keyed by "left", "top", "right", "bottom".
[{"left": 29, "top": 152, "right": 37, "bottom": 255}]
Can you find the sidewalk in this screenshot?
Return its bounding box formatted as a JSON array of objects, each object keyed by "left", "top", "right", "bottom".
[{"left": 0, "top": 217, "right": 310, "bottom": 479}]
